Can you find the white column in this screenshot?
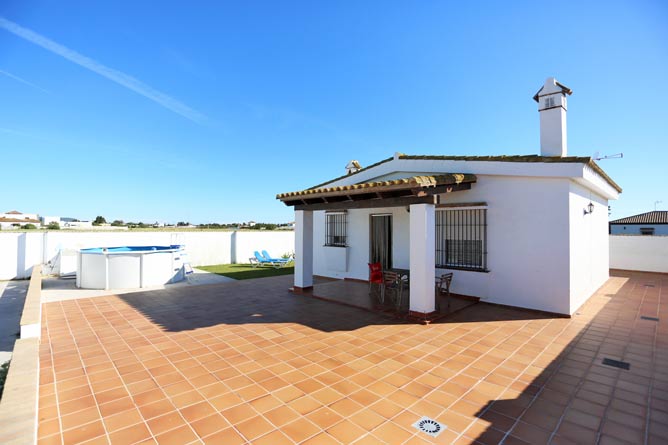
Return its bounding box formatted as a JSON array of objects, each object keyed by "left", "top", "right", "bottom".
[
  {"left": 294, "top": 210, "right": 314, "bottom": 289},
  {"left": 409, "top": 203, "right": 436, "bottom": 314}
]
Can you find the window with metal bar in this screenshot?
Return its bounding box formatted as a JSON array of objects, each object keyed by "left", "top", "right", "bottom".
[
  {"left": 325, "top": 212, "right": 347, "bottom": 247},
  {"left": 435, "top": 208, "right": 487, "bottom": 271}
]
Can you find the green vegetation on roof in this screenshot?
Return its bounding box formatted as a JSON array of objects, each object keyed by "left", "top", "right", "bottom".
[
  {"left": 400, "top": 154, "right": 593, "bottom": 163},
  {"left": 299, "top": 153, "right": 621, "bottom": 194}
]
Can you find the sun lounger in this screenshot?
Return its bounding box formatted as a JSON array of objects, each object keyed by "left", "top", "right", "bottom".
[
  {"left": 249, "top": 251, "right": 284, "bottom": 268},
  {"left": 261, "top": 250, "right": 291, "bottom": 265}
]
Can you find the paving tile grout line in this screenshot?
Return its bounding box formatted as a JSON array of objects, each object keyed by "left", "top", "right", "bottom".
[
  {"left": 50, "top": 291, "right": 490, "bottom": 444},
  {"left": 84, "top": 294, "right": 314, "bottom": 443},
  {"left": 643, "top": 277, "right": 661, "bottom": 445},
  {"left": 78, "top": 294, "right": 204, "bottom": 443},
  {"left": 37, "top": 273, "right": 667, "bottom": 445},
  {"left": 43, "top": 303, "right": 65, "bottom": 445},
  {"left": 544, "top": 277, "right": 643, "bottom": 445},
  {"left": 43, "top": 286, "right": 561, "bottom": 444},
  {"left": 76, "top": 296, "right": 151, "bottom": 444},
  {"left": 369, "top": 307, "right": 570, "bottom": 443},
  {"left": 496, "top": 278, "right": 629, "bottom": 444},
  {"left": 457, "top": 311, "right": 584, "bottom": 444},
  {"left": 544, "top": 280, "right": 620, "bottom": 445},
  {"left": 592, "top": 278, "right": 651, "bottom": 444}
]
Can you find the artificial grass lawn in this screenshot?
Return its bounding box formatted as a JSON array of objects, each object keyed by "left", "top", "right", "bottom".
[{"left": 199, "top": 263, "right": 294, "bottom": 280}]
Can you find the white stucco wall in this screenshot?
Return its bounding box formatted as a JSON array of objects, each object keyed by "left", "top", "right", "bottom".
[
  {"left": 0, "top": 231, "right": 294, "bottom": 280},
  {"left": 568, "top": 182, "right": 610, "bottom": 313},
  {"left": 0, "top": 233, "right": 20, "bottom": 279},
  {"left": 610, "top": 224, "right": 668, "bottom": 236},
  {"left": 610, "top": 235, "right": 668, "bottom": 273},
  {"left": 233, "top": 231, "right": 296, "bottom": 264},
  {"left": 312, "top": 175, "right": 575, "bottom": 314}
]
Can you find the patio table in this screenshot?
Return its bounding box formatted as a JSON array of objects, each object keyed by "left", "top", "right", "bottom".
[
  {"left": 386, "top": 268, "right": 409, "bottom": 310},
  {"left": 389, "top": 268, "right": 409, "bottom": 282}
]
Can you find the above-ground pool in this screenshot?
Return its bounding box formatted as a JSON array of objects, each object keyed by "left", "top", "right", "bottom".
[{"left": 76, "top": 245, "right": 187, "bottom": 290}]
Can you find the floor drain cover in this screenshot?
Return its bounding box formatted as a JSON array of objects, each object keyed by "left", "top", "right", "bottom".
[
  {"left": 641, "top": 315, "right": 659, "bottom": 321},
  {"left": 412, "top": 416, "right": 446, "bottom": 437},
  {"left": 602, "top": 358, "right": 630, "bottom": 370}
]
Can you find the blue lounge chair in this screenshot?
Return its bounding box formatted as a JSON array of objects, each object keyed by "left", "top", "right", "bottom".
[
  {"left": 261, "top": 250, "right": 290, "bottom": 265},
  {"left": 250, "top": 251, "right": 282, "bottom": 268}
]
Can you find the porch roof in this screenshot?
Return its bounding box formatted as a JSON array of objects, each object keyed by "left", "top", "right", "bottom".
[{"left": 277, "top": 173, "right": 476, "bottom": 210}]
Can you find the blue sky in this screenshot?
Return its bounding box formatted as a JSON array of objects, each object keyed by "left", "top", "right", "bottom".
[{"left": 1, "top": 1, "right": 666, "bottom": 224}]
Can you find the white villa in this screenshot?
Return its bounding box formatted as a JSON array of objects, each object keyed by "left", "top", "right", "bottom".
[
  {"left": 609, "top": 210, "right": 668, "bottom": 236},
  {"left": 0, "top": 210, "right": 41, "bottom": 230},
  {"left": 277, "top": 78, "right": 622, "bottom": 317}
]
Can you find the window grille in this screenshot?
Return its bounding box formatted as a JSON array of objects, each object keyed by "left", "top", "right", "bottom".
[
  {"left": 325, "top": 212, "right": 347, "bottom": 247},
  {"left": 435, "top": 208, "right": 487, "bottom": 270}
]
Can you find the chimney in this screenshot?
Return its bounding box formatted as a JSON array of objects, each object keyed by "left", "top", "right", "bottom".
[
  {"left": 345, "top": 160, "right": 362, "bottom": 175},
  {"left": 533, "top": 77, "right": 572, "bottom": 157}
]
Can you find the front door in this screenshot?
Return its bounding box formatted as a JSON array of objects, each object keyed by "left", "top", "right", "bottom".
[{"left": 370, "top": 214, "right": 392, "bottom": 270}]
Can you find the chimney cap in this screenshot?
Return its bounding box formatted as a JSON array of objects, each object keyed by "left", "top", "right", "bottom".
[
  {"left": 345, "top": 160, "right": 362, "bottom": 175},
  {"left": 533, "top": 77, "right": 572, "bottom": 102}
]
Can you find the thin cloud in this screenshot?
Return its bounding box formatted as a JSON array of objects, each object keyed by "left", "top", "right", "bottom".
[
  {"left": 0, "top": 68, "right": 50, "bottom": 94},
  {"left": 0, "top": 17, "right": 207, "bottom": 124}
]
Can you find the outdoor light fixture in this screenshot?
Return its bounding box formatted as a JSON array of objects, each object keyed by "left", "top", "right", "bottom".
[{"left": 584, "top": 202, "right": 594, "bottom": 215}]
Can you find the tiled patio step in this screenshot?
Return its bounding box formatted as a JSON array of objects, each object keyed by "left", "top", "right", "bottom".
[{"left": 0, "top": 337, "right": 39, "bottom": 445}]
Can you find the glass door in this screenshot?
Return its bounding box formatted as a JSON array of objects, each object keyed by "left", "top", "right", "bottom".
[{"left": 370, "top": 214, "right": 392, "bottom": 270}]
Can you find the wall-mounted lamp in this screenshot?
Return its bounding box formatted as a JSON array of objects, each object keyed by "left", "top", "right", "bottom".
[{"left": 583, "top": 202, "right": 594, "bottom": 215}]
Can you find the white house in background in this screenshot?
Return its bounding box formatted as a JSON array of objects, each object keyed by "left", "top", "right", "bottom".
[
  {"left": 40, "top": 216, "right": 61, "bottom": 226},
  {"left": 61, "top": 220, "right": 93, "bottom": 229},
  {"left": 610, "top": 211, "right": 668, "bottom": 235},
  {"left": 277, "top": 78, "right": 622, "bottom": 317},
  {"left": 0, "top": 210, "right": 41, "bottom": 230},
  {"left": 43, "top": 216, "right": 99, "bottom": 230}
]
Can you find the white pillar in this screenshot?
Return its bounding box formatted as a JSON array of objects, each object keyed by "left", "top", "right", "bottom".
[
  {"left": 409, "top": 203, "right": 435, "bottom": 314},
  {"left": 294, "top": 210, "right": 314, "bottom": 289}
]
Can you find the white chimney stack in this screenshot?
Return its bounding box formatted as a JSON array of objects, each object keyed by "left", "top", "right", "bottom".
[
  {"left": 345, "top": 160, "right": 362, "bottom": 175},
  {"left": 533, "top": 77, "right": 572, "bottom": 157}
]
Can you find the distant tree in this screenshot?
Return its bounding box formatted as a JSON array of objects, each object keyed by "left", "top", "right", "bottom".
[
  {"left": 93, "top": 216, "right": 107, "bottom": 226},
  {"left": 111, "top": 220, "right": 125, "bottom": 226},
  {"left": 22, "top": 223, "right": 37, "bottom": 230},
  {"left": 136, "top": 222, "right": 148, "bottom": 228},
  {"left": 46, "top": 222, "right": 60, "bottom": 230},
  {"left": 251, "top": 223, "right": 277, "bottom": 230},
  {"left": 198, "top": 223, "right": 223, "bottom": 229},
  {"left": 176, "top": 221, "right": 190, "bottom": 226}
]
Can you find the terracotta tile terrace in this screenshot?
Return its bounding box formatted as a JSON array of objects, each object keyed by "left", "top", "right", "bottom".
[{"left": 37, "top": 271, "right": 667, "bottom": 444}]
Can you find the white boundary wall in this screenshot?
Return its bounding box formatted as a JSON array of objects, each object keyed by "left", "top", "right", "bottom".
[
  {"left": 610, "top": 235, "right": 668, "bottom": 273},
  {"left": 0, "top": 231, "right": 294, "bottom": 280}
]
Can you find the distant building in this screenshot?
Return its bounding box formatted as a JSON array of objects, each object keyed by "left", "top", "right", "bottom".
[
  {"left": 278, "top": 221, "right": 296, "bottom": 230},
  {"left": 62, "top": 220, "right": 93, "bottom": 229},
  {"left": 609, "top": 211, "right": 668, "bottom": 235},
  {"left": 0, "top": 210, "right": 41, "bottom": 229},
  {"left": 40, "top": 216, "right": 61, "bottom": 226}
]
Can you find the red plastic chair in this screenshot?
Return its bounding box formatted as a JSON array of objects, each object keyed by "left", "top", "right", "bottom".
[{"left": 368, "top": 262, "right": 383, "bottom": 302}]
